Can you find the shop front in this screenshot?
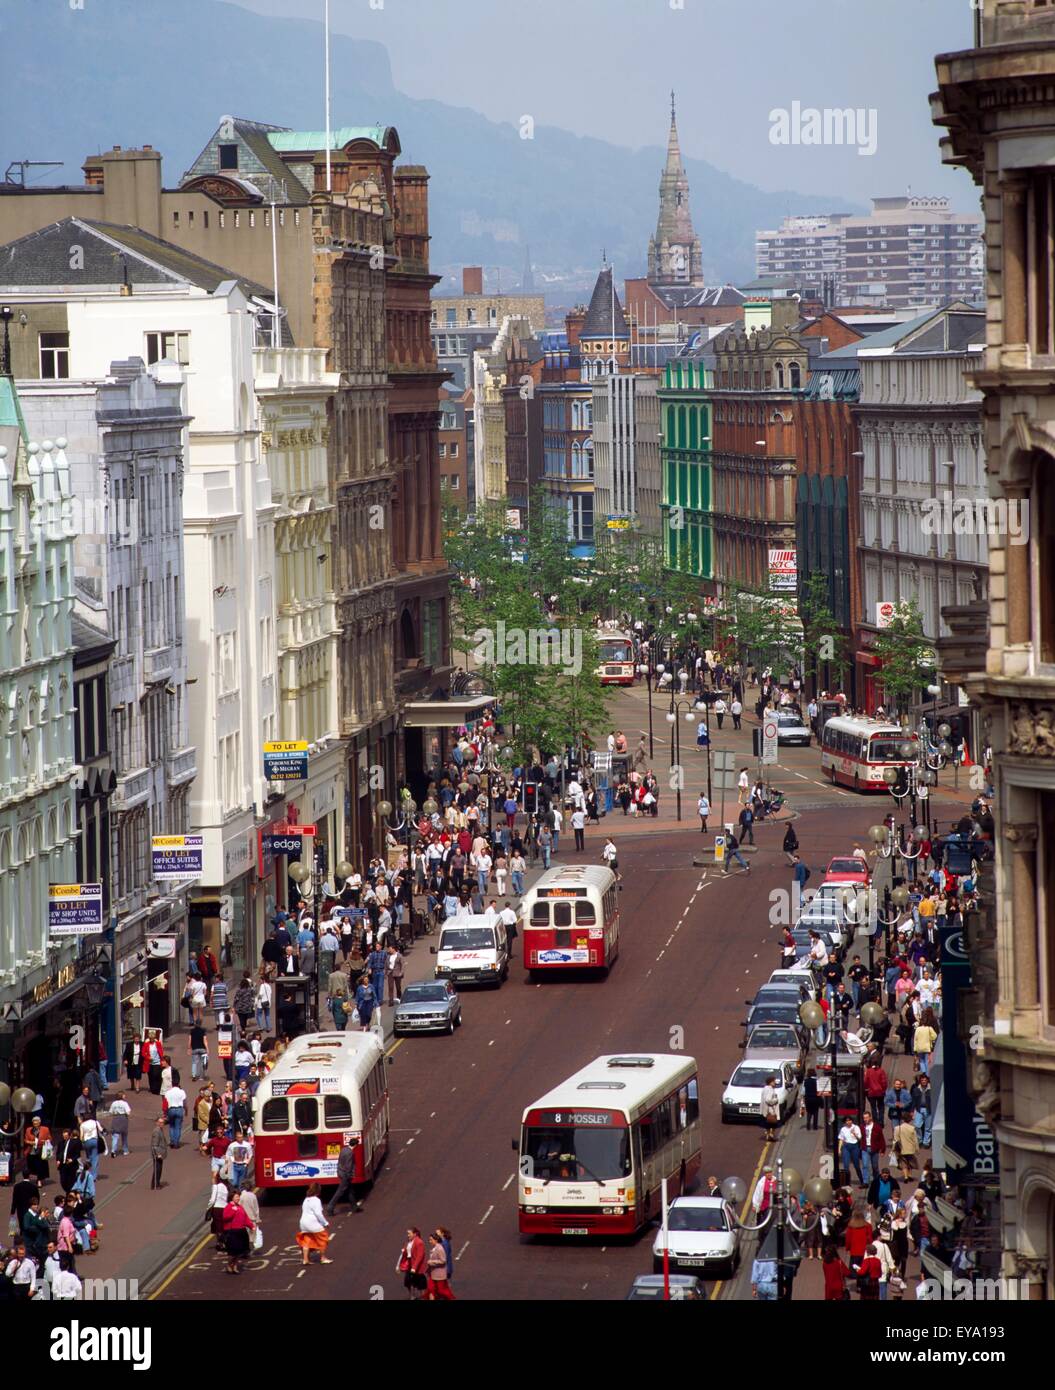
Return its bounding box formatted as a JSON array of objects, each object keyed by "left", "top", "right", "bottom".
[{"left": 189, "top": 816, "right": 256, "bottom": 978}]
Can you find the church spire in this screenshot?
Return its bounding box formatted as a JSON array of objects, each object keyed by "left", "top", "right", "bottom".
[{"left": 648, "top": 95, "right": 704, "bottom": 289}]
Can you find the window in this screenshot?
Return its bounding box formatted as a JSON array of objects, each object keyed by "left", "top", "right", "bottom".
[
  {"left": 39, "top": 331, "right": 70, "bottom": 380},
  {"left": 449, "top": 443, "right": 458, "bottom": 458},
  {"left": 261, "top": 1099, "right": 288, "bottom": 1131},
  {"left": 325, "top": 1094, "right": 353, "bottom": 1127},
  {"left": 574, "top": 900, "right": 596, "bottom": 924},
  {"left": 438, "top": 443, "right": 447, "bottom": 458},
  {"left": 218, "top": 143, "right": 239, "bottom": 170},
  {"left": 446, "top": 308, "right": 456, "bottom": 327},
  {"left": 294, "top": 1098, "right": 319, "bottom": 1132},
  {"left": 146, "top": 331, "right": 190, "bottom": 366},
  {"left": 447, "top": 474, "right": 460, "bottom": 489}
]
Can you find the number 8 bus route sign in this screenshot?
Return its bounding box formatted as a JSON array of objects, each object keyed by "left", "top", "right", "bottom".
[{"left": 48, "top": 883, "right": 104, "bottom": 936}]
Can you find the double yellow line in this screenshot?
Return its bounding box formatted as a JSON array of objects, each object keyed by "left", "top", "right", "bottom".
[{"left": 707, "top": 1138, "right": 771, "bottom": 1301}]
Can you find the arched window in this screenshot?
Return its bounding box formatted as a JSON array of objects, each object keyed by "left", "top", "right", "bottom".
[
  {"left": 774, "top": 362, "right": 785, "bottom": 389},
  {"left": 789, "top": 362, "right": 802, "bottom": 389}
]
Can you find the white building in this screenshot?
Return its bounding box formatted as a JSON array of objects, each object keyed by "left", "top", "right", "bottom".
[
  {"left": 254, "top": 345, "right": 346, "bottom": 892},
  {"left": 0, "top": 217, "right": 283, "bottom": 970},
  {"left": 0, "top": 367, "right": 80, "bottom": 1092},
  {"left": 591, "top": 373, "right": 661, "bottom": 540}
]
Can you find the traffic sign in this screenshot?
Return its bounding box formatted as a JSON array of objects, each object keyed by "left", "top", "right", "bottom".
[
  {"left": 713, "top": 749, "right": 735, "bottom": 773},
  {"left": 762, "top": 717, "right": 779, "bottom": 765},
  {"left": 713, "top": 834, "right": 726, "bottom": 865}
]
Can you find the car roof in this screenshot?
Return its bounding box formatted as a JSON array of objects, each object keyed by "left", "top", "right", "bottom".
[
  {"left": 668, "top": 1195, "right": 726, "bottom": 1209},
  {"left": 631, "top": 1273, "right": 702, "bottom": 1286}
]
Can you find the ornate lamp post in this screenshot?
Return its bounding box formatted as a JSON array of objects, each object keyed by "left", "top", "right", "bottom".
[{"left": 720, "top": 1164, "right": 831, "bottom": 1301}]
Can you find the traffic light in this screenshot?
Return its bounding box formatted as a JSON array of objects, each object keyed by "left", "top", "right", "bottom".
[{"left": 523, "top": 783, "right": 539, "bottom": 815}]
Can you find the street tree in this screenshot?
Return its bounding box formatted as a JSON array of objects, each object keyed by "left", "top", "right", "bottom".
[{"left": 870, "top": 598, "right": 934, "bottom": 716}]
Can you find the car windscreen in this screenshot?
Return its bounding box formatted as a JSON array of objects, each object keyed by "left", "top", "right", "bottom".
[
  {"left": 748, "top": 1028, "right": 801, "bottom": 1048},
  {"left": 777, "top": 713, "right": 803, "bottom": 726},
  {"left": 402, "top": 984, "right": 450, "bottom": 1003},
  {"left": 731, "top": 1066, "right": 778, "bottom": 1088},
  {"left": 439, "top": 927, "right": 495, "bottom": 950},
  {"left": 668, "top": 1206, "right": 728, "bottom": 1233},
  {"left": 522, "top": 1125, "right": 630, "bottom": 1181}
]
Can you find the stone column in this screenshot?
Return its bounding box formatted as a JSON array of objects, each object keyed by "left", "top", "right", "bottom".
[
  {"left": 1005, "top": 483, "right": 1031, "bottom": 646},
  {"left": 1002, "top": 178, "right": 1028, "bottom": 350},
  {"left": 1004, "top": 821, "right": 1040, "bottom": 1019}
]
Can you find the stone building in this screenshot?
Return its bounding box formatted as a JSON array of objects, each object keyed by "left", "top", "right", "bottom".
[
  {"left": 933, "top": 0, "right": 1055, "bottom": 1297},
  {"left": 592, "top": 374, "right": 660, "bottom": 542},
  {"left": 647, "top": 96, "right": 704, "bottom": 290},
  {"left": 579, "top": 266, "right": 629, "bottom": 382}
]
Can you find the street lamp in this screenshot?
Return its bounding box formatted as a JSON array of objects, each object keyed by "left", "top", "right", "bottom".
[
  {"left": 799, "top": 997, "right": 837, "bottom": 1176},
  {"left": 287, "top": 857, "right": 320, "bottom": 1030},
  {"left": 720, "top": 1160, "right": 828, "bottom": 1300},
  {"left": 666, "top": 695, "right": 707, "bottom": 821}
]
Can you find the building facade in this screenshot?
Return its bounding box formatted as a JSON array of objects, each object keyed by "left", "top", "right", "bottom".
[
  {"left": 648, "top": 97, "right": 704, "bottom": 290},
  {"left": 592, "top": 373, "right": 660, "bottom": 543},
  {"left": 659, "top": 354, "right": 713, "bottom": 578},
  {"left": 934, "top": 0, "right": 1055, "bottom": 1297}
]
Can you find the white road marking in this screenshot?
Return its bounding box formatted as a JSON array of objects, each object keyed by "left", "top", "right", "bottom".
[
  {"left": 404, "top": 1137, "right": 414, "bottom": 1147},
  {"left": 488, "top": 1039, "right": 494, "bottom": 1046},
  {"left": 502, "top": 1172, "right": 516, "bottom": 1191},
  {"left": 479, "top": 1204, "right": 494, "bottom": 1225},
  {"left": 456, "top": 1240, "right": 470, "bottom": 1260},
  {"left": 794, "top": 772, "right": 810, "bottom": 780},
  {"left": 429, "top": 1111, "right": 436, "bottom": 1119}
]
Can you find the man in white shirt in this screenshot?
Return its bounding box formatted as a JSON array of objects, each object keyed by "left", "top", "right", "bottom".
[
  {"left": 550, "top": 805, "right": 563, "bottom": 854},
  {"left": 6, "top": 1244, "right": 36, "bottom": 1298},
  {"left": 165, "top": 1081, "right": 187, "bottom": 1148},
  {"left": 52, "top": 1259, "right": 82, "bottom": 1302},
  {"left": 808, "top": 932, "right": 829, "bottom": 970},
  {"left": 475, "top": 851, "right": 492, "bottom": 897},
  {"left": 570, "top": 806, "right": 586, "bottom": 852}
]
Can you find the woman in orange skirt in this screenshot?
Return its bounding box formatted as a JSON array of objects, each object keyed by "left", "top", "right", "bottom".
[{"left": 296, "top": 1183, "right": 333, "bottom": 1266}]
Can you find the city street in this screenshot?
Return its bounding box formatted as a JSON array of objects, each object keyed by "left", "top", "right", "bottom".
[{"left": 157, "top": 686, "right": 970, "bottom": 1302}]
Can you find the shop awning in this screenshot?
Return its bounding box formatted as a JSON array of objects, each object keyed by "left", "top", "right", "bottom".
[{"left": 402, "top": 696, "right": 493, "bottom": 728}]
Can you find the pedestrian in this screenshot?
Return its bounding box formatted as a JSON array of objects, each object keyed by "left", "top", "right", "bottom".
[
  {"left": 697, "top": 792, "right": 710, "bottom": 833},
  {"left": 222, "top": 1188, "right": 254, "bottom": 1276},
  {"left": 738, "top": 802, "right": 755, "bottom": 846},
  {"left": 386, "top": 943, "right": 405, "bottom": 1004},
  {"left": 913, "top": 1009, "right": 939, "bottom": 1077},
  {"left": 78, "top": 1113, "right": 101, "bottom": 1180},
  {"left": 493, "top": 851, "right": 508, "bottom": 897},
  {"left": 723, "top": 831, "right": 750, "bottom": 875},
  {"left": 510, "top": 850, "right": 526, "bottom": 897},
  {"left": 122, "top": 1034, "right": 143, "bottom": 1092},
  {"left": 838, "top": 1117, "right": 865, "bottom": 1185},
  {"left": 822, "top": 1244, "right": 849, "bottom": 1300},
  {"left": 232, "top": 976, "right": 255, "bottom": 1033},
  {"left": 538, "top": 824, "right": 553, "bottom": 869},
  {"left": 894, "top": 1113, "right": 920, "bottom": 1182},
  {"left": 760, "top": 1075, "right": 780, "bottom": 1143},
  {"left": 328, "top": 966, "right": 350, "bottom": 1031},
  {"left": 426, "top": 1230, "right": 456, "bottom": 1300},
  {"left": 149, "top": 1115, "right": 168, "bottom": 1189},
  {"left": 398, "top": 1226, "right": 428, "bottom": 1299},
  {"left": 164, "top": 1079, "right": 187, "bottom": 1148},
  {"left": 782, "top": 823, "right": 799, "bottom": 864},
  {"left": 297, "top": 1183, "right": 333, "bottom": 1266},
  {"left": 696, "top": 718, "right": 709, "bottom": 749},
  {"left": 208, "top": 1172, "right": 229, "bottom": 1250},
  {"left": 852, "top": 1243, "right": 883, "bottom": 1300},
  {"left": 437, "top": 1224, "right": 454, "bottom": 1292},
  {"left": 326, "top": 1132, "right": 364, "bottom": 1217},
  {"left": 354, "top": 976, "right": 376, "bottom": 1032},
  {"left": 107, "top": 1092, "right": 131, "bottom": 1157},
  {"left": 571, "top": 806, "right": 586, "bottom": 852},
  {"left": 803, "top": 1067, "right": 821, "bottom": 1131},
  {"left": 601, "top": 836, "right": 620, "bottom": 884},
  {"left": 731, "top": 697, "right": 743, "bottom": 730},
  {"left": 737, "top": 768, "right": 750, "bottom": 805},
  {"left": 227, "top": 1132, "right": 253, "bottom": 1191},
  {"left": 750, "top": 1252, "right": 779, "bottom": 1300},
  {"left": 142, "top": 1031, "right": 165, "bottom": 1095},
  {"left": 714, "top": 697, "right": 727, "bottom": 730},
  {"left": 366, "top": 943, "right": 387, "bottom": 1010},
  {"left": 5, "top": 1242, "right": 37, "bottom": 1300},
  {"left": 255, "top": 976, "right": 273, "bottom": 1033},
  {"left": 844, "top": 1208, "right": 873, "bottom": 1268}
]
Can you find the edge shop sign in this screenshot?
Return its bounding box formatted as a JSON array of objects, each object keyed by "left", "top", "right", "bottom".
[
  {"left": 48, "top": 883, "right": 104, "bottom": 937},
  {"left": 152, "top": 835, "right": 204, "bottom": 882},
  {"left": 939, "top": 923, "right": 999, "bottom": 1179}
]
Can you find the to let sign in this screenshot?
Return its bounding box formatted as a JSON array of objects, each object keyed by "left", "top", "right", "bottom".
[
  {"left": 152, "top": 834, "right": 204, "bottom": 881},
  {"left": 264, "top": 741, "right": 309, "bottom": 781},
  {"left": 48, "top": 883, "right": 104, "bottom": 936}
]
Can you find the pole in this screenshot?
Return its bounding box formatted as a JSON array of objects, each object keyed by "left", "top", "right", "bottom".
[
  {"left": 776, "top": 1156, "right": 786, "bottom": 1300},
  {"left": 324, "top": 0, "right": 332, "bottom": 193},
  {"left": 270, "top": 188, "right": 281, "bottom": 349},
  {"left": 830, "top": 1003, "right": 840, "bottom": 1183},
  {"left": 648, "top": 639, "right": 655, "bottom": 758},
  {"left": 102, "top": 915, "right": 119, "bottom": 1084},
  {"left": 674, "top": 703, "right": 682, "bottom": 822},
  {"left": 661, "top": 1175, "right": 671, "bottom": 1300}
]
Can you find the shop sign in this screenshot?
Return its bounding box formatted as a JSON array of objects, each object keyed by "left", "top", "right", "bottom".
[
  {"left": 264, "top": 741, "right": 310, "bottom": 781},
  {"left": 768, "top": 548, "right": 797, "bottom": 592},
  {"left": 152, "top": 835, "right": 204, "bottom": 881},
  {"left": 31, "top": 961, "right": 78, "bottom": 1006},
  {"left": 48, "top": 883, "right": 104, "bottom": 936}
]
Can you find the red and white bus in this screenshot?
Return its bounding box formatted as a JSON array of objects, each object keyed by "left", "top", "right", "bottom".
[
  {"left": 517, "top": 1053, "right": 702, "bottom": 1235},
  {"left": 521, "top": 865, "right": 620, "bottom": 977},
  {"left": 253, "top": 1032, "right": 389, "bottom": 1190},
  {"left": 820, "top": 716, "right": 919, "bottom": 792},
  {"left": 595, "top": 629, "right": 636, "bottom": 685}
]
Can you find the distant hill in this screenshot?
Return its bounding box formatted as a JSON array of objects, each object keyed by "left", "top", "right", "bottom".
[{"left": 0, "top": 0, "right": 860, "bottom": 296}]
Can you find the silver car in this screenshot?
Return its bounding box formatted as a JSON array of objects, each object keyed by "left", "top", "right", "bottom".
[
  {"left": 775, "top": 709, "right": 811, "bottom": 747},
  {"left": 392, "top": 980, "right": 462, "bottom": 1036}
]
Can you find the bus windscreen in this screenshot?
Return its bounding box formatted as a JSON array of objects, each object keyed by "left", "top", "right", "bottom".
[
  {"left": 522, "top": 1124, "right": 630, "bottom": 1181},
  {"left": 598, "top": 640, "right": 633, "bottom": 663},
  {"left": 868, "top": 735, "right": 914, "bottom": 762}
]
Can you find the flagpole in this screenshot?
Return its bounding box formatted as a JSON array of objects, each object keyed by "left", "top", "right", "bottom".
[{"left": 324, "top": 0, "right": 332, "bottom": 192}]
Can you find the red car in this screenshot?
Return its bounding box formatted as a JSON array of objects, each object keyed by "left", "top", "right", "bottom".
[{"left": 825, "top": 856, "right": 870, "bottom": 885}]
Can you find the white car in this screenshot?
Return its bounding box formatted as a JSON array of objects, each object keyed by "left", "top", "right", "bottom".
[
  {"left": 721, "top": 1060, "right": 799, "bottom": 1125},
  {"left": 651, "top": 1196, "right": 741, "bottom": 1278}
]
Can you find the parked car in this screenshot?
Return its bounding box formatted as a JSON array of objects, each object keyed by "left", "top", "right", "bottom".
[
  {"left": 742, "top": 1000, "right": 808, "bottom": 1034},
  {"left": 775, "top": 710, "right": 811, "bottom": 747},
  {"left": 392, "top": 980, "right": 462, "bottom": 1036},
  {"left": 626, "top": 1273, "right": 706, "bottom": 1300},
  {"left": 789, "top": 926, "right": 840, "bottom": 961},
  {"left": 768, "top": 967, "right": 817, "bottom": 998},
  {"left": 745, "top": 982, "right": 813, "bottom": 1010},
  {"left": 721, "top": 1060, "right": 799, "bottom": 1124},
  {"left": 795, "top": 901, "right": 855, "bottom": 951},
  {"left": 651, "top": 1196, "right": 741, "bottom": 1278},
  {"left": 826, "top": 856, "right": 870, "bottom": 884},
  {"left": 740, "top": 1022, "right": 810, "bottom": 1073}
]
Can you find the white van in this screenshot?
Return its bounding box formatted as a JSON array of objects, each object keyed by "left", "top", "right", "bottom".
[{"left": 431, "top": 914, "right": 509, "bottom": 988}]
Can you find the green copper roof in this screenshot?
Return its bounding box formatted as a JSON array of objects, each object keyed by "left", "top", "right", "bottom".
[
  {"left": 0, "top": 374, "right": 27, "bottom": 431},
  {"left": 268, "top": 127, "right": 390, "bottom": 152}
]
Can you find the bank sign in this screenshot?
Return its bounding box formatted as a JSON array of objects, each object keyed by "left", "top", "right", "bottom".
[
  {"left": 152, "top": 834, "right": 204, "bottom": 881},
  {"left": 264, "top": 741, "right": 309, "bottom": 781},
  {"left": 48, "top": 883, "right": 104, "bottom": 936},
  {"left": 938, "top": 923, "right": 999, "bottom": 1179}
]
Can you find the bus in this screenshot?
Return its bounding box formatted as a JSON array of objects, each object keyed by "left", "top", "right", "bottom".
[
  {"left": 521, "top": 865, "right": 620, "bottom": 977},
  {"left": 253, "top": 1031, "right": 389, "bottom": 1190},
  {"left": 595, "top": 629, "right": 636, "bottom": 685},
  {"left": 516, "top": 1053, "right": 702, "bottom": 1235},
  {"left": 820, "top": 716, "right": 919, "bottom": 792}
]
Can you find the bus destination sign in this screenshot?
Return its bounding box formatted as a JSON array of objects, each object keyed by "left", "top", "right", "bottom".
[{"left": 527, "top": 1109, "right": 623, "bottom": 1127}]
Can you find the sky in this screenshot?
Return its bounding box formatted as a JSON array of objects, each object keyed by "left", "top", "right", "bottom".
[{"left": 220, "top": 0, "right": 981, "bottom": 210}]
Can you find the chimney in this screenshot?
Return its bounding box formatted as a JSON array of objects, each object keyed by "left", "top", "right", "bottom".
[
  {"left": 565, "top": 306, "right": 586, "bottom": 349},
  {"left": 97, "top": 147, "right": 163, "bottom": 239},
  {"left": 462, "top": 266, "right": 483, "bottom": 296}
]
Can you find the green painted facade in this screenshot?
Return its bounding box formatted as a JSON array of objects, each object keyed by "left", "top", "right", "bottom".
[{"left": 659, "top": 357, "right": 712, "bottom": 578}]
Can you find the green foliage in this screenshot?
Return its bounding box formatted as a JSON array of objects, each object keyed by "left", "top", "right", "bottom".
[
  {"left": 798, "top": 570, "right": 850, "bottom": 692},
  {"left": 712, "top": 582, "right": 800, "bottom": 672},
  {"left": 871, "top": 599, "right": 934, "bottom": 715}
]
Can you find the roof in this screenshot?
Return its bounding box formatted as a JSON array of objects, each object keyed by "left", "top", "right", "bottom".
[
  {"left": 582, "top": 266, "right": 628, "bottom": 339},
  {"left": 823, "top": 303, "right": 983, "bottom": 360},
  {"left": 803, "top": 366, "right": 861, "bottom": 401},
  {"left": 268, "top": 126, "right": 394, "bottom": 152},
  {"left": 650, "top": 284, "right": 747, "bottom": 311},
  {"left": 71, "top": 610, "right": 115, "bottom": 657},
  {"left": 523, "top": 1054, "right": 697, "bottom": 1120},
  {"left": 0, "top": 218, "right": 292, "bottom": 343}
]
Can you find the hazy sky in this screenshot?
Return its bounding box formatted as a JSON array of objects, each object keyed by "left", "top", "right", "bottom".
[{"left": 220, "top": 0, "right": 980, "bottom": 208}]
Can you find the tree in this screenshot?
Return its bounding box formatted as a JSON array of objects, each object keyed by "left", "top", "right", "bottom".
[
  {"left": 870, "top": 599, "right": 934, "bottom": 716},
  {"left": 798, "top": 570, "right": 850, "bottom": 695},
  {"left": 714, "top": 582, "right": 800, "bottom": 674}
]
